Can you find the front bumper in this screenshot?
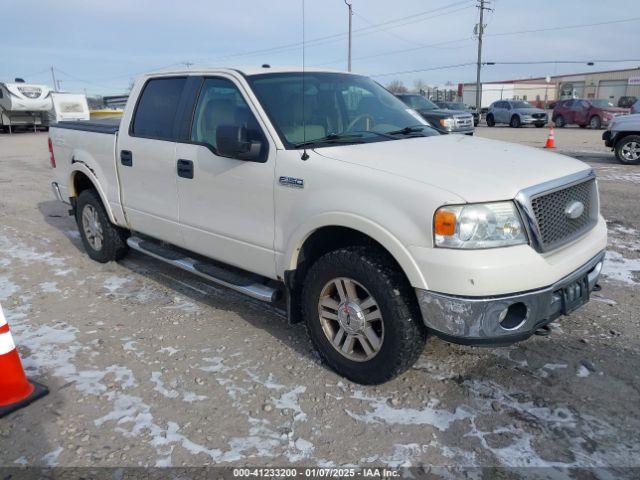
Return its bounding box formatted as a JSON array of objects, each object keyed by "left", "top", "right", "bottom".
[
  {"left": 602, "top": 130, "right": 614, "bottom": 148},
  {"left": 416, "top": 250, "right": 604, "bottom": 345},
  {"left": 521, "top": 115, "right": 547, "bottom": 125},
  {"left": 436, "top": 126, "right": 475, "bottom": 135}
]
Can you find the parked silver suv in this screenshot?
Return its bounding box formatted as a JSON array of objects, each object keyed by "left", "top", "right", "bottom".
[
  {"left": 486, "top": 100, "right": 547, "bottom": 128},
  {"left": 603, "top": 114, "right": 640, "bottom": 164}
]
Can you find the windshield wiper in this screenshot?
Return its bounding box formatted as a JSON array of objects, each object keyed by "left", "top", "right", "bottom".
[
  {"left": 385, "top": 125, "right": 426, "bottom": 136},
  {"left": 293, "top": 133, "right": 366, "bottom": 149}
]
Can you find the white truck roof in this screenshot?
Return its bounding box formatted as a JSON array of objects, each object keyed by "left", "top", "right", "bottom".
[{"left": 140, "top": 65, "right": 346, "bottom": 78}]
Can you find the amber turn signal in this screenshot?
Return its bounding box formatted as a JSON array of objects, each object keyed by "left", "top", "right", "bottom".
[{"left": 434, "top": 209, "right": 457, "bottom": 236}]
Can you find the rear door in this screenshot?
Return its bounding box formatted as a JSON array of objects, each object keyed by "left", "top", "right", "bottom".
[
  {"left": 573, "top": 100, "right": 589, "bottom": 125},
  {"left": 116, "top": 76, "right": 187, "bottom": 245},
  {"left": 495, "top": 101, "right": 508, "bottom": 123},
  {"left": 173, "top": 75, "right": 277, "bottom": 278}
]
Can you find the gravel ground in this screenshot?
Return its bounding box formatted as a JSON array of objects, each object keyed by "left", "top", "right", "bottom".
[{"left": 0, "top": 129, "right": 638, "bottom": 475}]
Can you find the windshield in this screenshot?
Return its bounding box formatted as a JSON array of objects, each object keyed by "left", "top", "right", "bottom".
[
  {"left": 590, "top": 99, "right": 614, "bottom": 108},
  {"left": 248, "top": 72, "right": 436, "bottom": 148},
  {"left": 398, "top": 95, "right": 438, "bottom": 111},
  {"left": 511, "top": 101, "right": 533, "bottom": 109}
]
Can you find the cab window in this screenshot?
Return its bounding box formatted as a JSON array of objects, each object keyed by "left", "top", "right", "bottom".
[
  {"left": 131, "top": 77, "right": 186, "bottom": 140},
  {"left": 190, "top": 77, "right": 267, "bottom": 160}
]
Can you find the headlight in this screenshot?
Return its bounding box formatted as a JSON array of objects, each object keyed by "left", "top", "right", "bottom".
[
  {"left": 434, "top": 202, "right": 527, "bottom": 249},
  {"left": 439, "top": 118, "right": 454, "bottom": 130}
]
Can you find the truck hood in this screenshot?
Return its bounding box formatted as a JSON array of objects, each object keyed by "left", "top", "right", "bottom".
[
  {"left": 515, "top": 107, "right": 547, "bottom": 115},
  {"left": 315, "top": 135, "right": 589, "bottom": 203},
  {"left": 418, "top": 108, "right": 471, "bottom": 119}
]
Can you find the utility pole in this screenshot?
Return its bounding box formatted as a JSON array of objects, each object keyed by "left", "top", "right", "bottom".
[
  {"left": 474, "top": 0, "right": 491, "bottom": 115},
  {"left": 50, "top": 66, "right": 58, "bottom": 92},
  {"left": 345, "top": 0, "right": 352, "bottom": 72}
]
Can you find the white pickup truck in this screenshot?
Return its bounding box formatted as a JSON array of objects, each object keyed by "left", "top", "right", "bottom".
[{"left": 49, "top": 66, "right": 607, "bottom": 384}]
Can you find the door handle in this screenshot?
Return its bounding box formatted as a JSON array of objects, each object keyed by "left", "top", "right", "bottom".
[
  {"left": 177, "top": 159, "right": 194, "bottom": 179},
  {"left": 120, "top": 150, "right": 133, "bottom": 167}
]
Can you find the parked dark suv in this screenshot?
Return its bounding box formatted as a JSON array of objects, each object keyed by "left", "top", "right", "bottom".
[
  {"left": 553, "top": 99, "right": 629, "bottom": 129},
  {"left": 395, "top": 94, "right": 474, "bottom": 135}
]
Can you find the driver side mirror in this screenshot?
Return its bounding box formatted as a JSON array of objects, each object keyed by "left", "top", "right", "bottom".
[{"left": 216, "top": 125, "right": 265, "bottom": 162}]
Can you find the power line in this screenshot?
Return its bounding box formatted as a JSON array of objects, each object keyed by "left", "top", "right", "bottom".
[
  {"left": 315, "top": 36, "right": 473, "bottom": 67},
  {"left": 371, "top": 62, "right": 476, "bottom": 78},
  {"left": 197, "top": 0, "right": 474, "bottom": 63},
  {"left": 485, "top": 16, "right": 640, "bottom": 37},
  {"left": 484, "top": 59, "right": 640, "bottom": 65}
]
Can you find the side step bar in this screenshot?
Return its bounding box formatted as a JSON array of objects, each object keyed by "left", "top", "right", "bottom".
[{"left": 127, "top": 236, "right": 280, "bottom": 303}]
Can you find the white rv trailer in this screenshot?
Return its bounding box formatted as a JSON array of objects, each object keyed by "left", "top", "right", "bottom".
[
  {"left": 48, "top": 93, "right": 90, "bottom": 124},
  {"left": 0, "top": 79, "right": 52, "bottom": 132}
]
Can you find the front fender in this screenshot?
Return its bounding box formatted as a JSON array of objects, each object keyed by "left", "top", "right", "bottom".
[{"left": 281, "top": 212, "right": 429, "bottom": 290}]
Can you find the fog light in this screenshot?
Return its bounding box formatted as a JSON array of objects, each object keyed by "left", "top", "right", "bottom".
[{"left": 499, "top": 302, "right": 528, "bottom": 330}]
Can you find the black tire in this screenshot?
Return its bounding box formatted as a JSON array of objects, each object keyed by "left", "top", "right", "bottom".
[
  {"left": 486, "top": 114, "right": 495, "bottom": 127},
  {"left": 589, "top": 115, "right": 602, "bottom": 129},
  {"left": 615, "top": 135, "right": 640, "bottom": 165},
  {"left": 302, "top": 246, "right": 427, "bottom": 384},
  {"left": 554, "top": 115, "right": 566, "bottom": 128},
  {"left": 510, "top": 115, "right": 521, "bottom": 128},
  {"left": 76, "top": 189, "right": 129, "bottom": 263}
]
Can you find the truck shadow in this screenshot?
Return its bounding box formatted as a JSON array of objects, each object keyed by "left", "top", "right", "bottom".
[{"left": 37, "top": 200, "right": 317, "bottom": 364}]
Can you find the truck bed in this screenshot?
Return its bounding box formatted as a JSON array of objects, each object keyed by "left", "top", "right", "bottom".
[{"left": 51, "top": 117, "right": 120, "bottom": 134}]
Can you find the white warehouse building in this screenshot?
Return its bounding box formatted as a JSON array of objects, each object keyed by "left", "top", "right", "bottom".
[{"left": 460, "top": 67, "right": 640, "bottom": 108}]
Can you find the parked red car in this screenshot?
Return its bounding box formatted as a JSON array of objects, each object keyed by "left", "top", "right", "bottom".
[{"left": 552, "top": 99, "right": 629, "bottom": 129}]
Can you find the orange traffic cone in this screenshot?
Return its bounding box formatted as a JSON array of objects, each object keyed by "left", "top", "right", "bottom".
[
  {"left": 0, "top": 303, "right": 48, "bottom": 418},
  {"left": 544, "top": 127, "right": 555, "bottom": 149}
]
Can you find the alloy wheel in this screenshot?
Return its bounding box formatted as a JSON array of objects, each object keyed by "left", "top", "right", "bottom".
[
  {"left": 317, "top": 277, "right": 384, "bottom": 362},
  {"left": 81, "top": 204, "right": 104, "bottom": 251}
]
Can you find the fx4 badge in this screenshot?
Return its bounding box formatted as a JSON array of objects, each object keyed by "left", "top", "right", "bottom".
[{"left": 279, "top": 176, "right": 304, "bottom": 189}]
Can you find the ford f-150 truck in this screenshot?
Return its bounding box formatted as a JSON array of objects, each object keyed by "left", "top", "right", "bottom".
[{"left": 49, "top": 66, "right": 607, "bottom": 384}]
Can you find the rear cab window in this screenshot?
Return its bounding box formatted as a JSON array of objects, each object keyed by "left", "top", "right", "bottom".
[{"left": 131, "top": 77, "right": 187, "bottom": 140}]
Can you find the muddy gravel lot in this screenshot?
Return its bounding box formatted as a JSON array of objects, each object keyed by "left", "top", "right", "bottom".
[{"left": 0, "top": 128, "right": 639, "bottom": 475}]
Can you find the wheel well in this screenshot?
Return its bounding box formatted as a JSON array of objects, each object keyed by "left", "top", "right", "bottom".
[
  {"left": 616, "top": 132, "right": 640, "bottom": 145},
  {"left": 72, "top": 171, "right": 95, "bottom": 197},
  {"left": 286, "top": 226, "right": 413, "bottom": 324}
]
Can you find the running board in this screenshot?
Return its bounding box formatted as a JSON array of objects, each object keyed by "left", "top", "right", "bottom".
[{"left": 126, "top": 236, "right": 280, "bottom": 303}]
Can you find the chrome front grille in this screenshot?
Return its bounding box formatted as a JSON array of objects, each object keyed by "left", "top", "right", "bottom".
[
  {"left": 454, "top": 115, "right": 473, "bottom": 129},
  {"left": 516, "top": 171, "right": 599, "bottom": 253}
]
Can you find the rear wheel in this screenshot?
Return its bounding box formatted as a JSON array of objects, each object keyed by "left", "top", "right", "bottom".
[
  {"left": 615, "top": 135, "right": 640, "bottom": 165},
  {"left": 486, "top": 114, "right": 495, "bottom": 127},
  {"left": 589, "top": 115, "right": 602, "bottom": 129},
  {"left": 302, "top": 246, "right": 427, "bottom": 384},
  {"left": 510, "top": 115, "right": 521, "bottom": 128},
  {"left": 76, "top": 190, "right": 129, "bottom": 263},
  {"left": 554, "top": 115, "right": 566, "bottom": 128}
]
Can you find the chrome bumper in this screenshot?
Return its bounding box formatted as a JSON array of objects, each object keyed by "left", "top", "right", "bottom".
[
  {"left": 416, "top": 250, "right": 605, "bottom": 345},
  {"left": 51, "top": 182, "right": 70, "bottom": 205},
  {"left": 521, "top": 116, "right": 547, "bottom": 124}
]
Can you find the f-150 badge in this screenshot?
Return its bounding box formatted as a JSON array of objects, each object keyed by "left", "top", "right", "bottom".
[{"left": 279, "top": 176, "right": 304, "bottom": 189}]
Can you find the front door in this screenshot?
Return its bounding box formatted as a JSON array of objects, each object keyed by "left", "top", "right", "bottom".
[
  {"left": 117, "top": 76, "right": 186, "bottom": 245},
  {"left": 174, "top": 76, "right": 276, "bottom": 278}
]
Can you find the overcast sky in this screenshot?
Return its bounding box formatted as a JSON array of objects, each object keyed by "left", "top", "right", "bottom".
[{"left": 1, "top": 0, "right": 639, "bottom": 95}]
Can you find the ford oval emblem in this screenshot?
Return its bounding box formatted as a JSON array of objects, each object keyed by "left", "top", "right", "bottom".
[{"left": 564, "top": 201, "right": 584, "bottom": 219}]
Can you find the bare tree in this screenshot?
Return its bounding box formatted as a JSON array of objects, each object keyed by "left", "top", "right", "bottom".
[
  {"left": 386, "top": 80, "right": 408, "bottom": 94},
  {"left": 413, "top": 79, "right": 428, "bottom": 93}
]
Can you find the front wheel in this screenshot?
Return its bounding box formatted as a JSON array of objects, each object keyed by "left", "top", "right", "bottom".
[
  {"left": 615, "top": 135, "right": 640, "bottom": 164},
  {"left": 76, "top": 190, "right": 130, "bottom": 263},
  {"left": 554, "top": 115, "right": 566, "bottom": 128},
  {"left": 589, "top": 116, "right": 602, "bottom": 129},
  {"left": 510, "top": 115, "right": 522, "bottom": 128},
  {"left": 302, "top": 247, "right": 427, "bottom": 384},
  {"left": 486, "top": 114, "right": 495, "bottom": 127}
]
